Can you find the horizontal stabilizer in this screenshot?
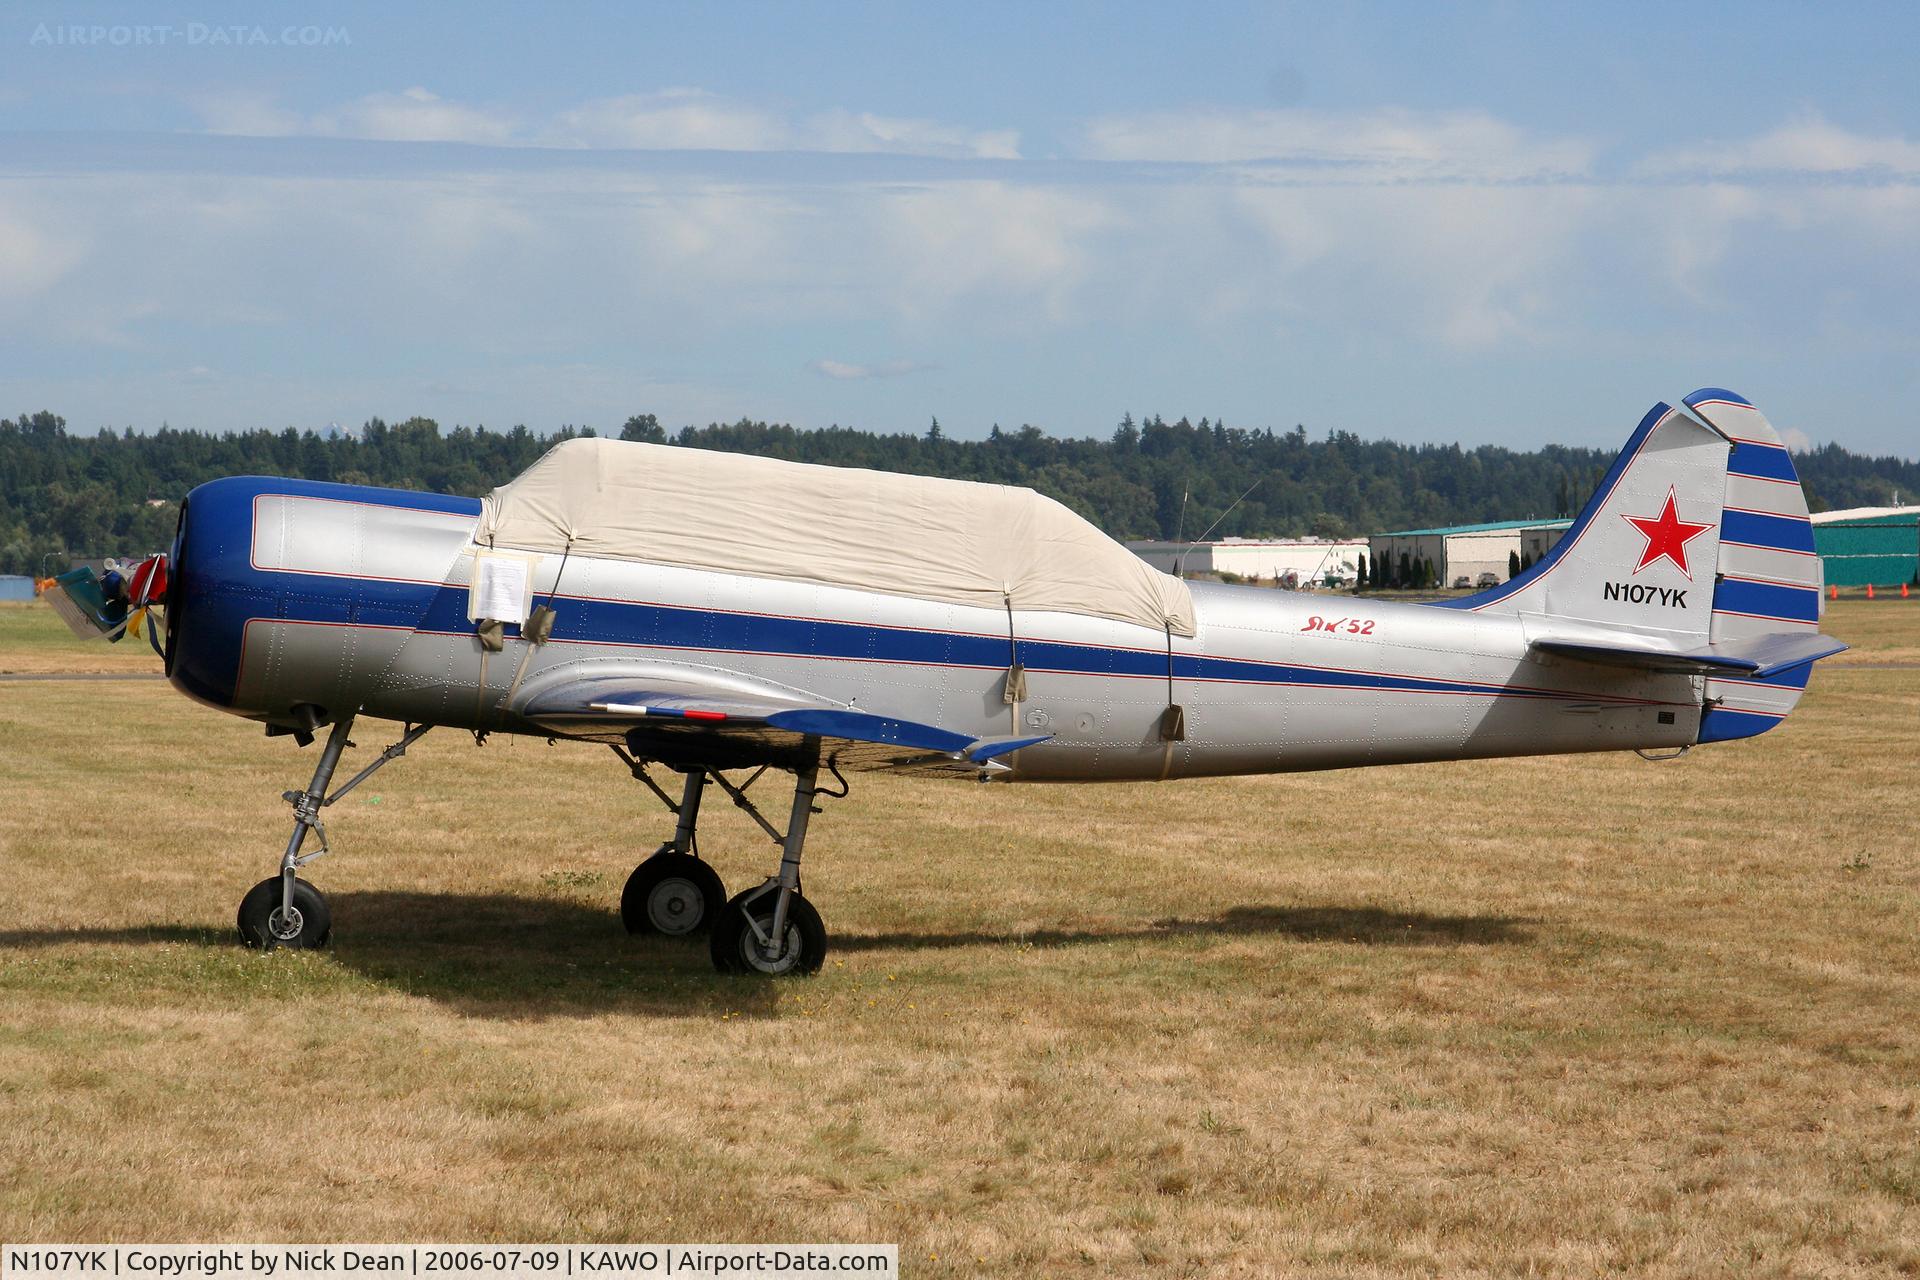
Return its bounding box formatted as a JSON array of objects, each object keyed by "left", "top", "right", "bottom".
[{"left": 1531, "top": 630, "right": 1846, "bottom": 680}]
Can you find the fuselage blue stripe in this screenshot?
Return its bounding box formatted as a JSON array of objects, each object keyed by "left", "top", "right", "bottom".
[
  {"left": 220, "top": 565, "right": 1668, "bottom": 709},
  {"left": 1712, "top": 577, "right": 1821, "bottom": 623},
  {"left": 1721, "top": 509, "right": 1815, "bottom": 554}
]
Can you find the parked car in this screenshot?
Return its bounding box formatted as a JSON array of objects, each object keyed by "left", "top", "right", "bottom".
[
  {"left": 1476, "top": 571, "right": 1501, "bottom": 588},
  {"left": 1452, "top": 575, "right": 1472, "bottom": 589}
]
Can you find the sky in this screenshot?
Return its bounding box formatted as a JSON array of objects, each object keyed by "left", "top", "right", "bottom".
[{"left": 2, "top": 1, "right": 1917, "bottom": 454}]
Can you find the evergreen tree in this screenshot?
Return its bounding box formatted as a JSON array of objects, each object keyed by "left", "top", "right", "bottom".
[
  {"left": 619, "top": 414, "right": 665, "bottom": 443},
  {"left": 3, "top": 408, "right": 1915, "bottom": 577},
  {"left": 1508, "top": 549, "right": 1521, "bottom": 580}
]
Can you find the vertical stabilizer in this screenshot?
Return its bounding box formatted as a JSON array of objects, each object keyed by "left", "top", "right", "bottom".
[
  {"left": 1440, "top": 402, "right": 1730, "bottom": 647},
  {"left": 1442, "top": 390, "right": 1830, "bottom": 744}
]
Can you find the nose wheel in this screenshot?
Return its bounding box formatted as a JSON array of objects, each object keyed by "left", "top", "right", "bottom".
[{"left": 235, "top": 713, "right": 431, "bottom": 951}]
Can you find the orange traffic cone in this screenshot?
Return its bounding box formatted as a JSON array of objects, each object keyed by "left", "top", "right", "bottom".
[
  {"left": 1867, "top": 583, "right": 1876, "bottom": 599},
  {"left": 1904, "top": 582, "right": 1911, "bottom": 599},
  {"left": 1830, "top": 585, "right": 1839, "bottom": 600}
]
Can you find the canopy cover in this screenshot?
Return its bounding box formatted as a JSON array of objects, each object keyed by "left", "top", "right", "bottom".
[{"left": 476, "top": 438, "right": 1195, "bottom": 636}]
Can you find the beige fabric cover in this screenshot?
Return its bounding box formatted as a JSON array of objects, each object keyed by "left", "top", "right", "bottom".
[{"left": 476, "top": 438, "right": 1195, "bottom": 636}]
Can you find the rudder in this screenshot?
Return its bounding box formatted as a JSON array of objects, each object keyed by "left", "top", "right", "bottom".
[{"left": 1683, "top": 389, "right": 1824, "bottom": 742}]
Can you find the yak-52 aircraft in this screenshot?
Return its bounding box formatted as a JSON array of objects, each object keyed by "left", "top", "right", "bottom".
[{"left": 44, "top": 388, "right": 1843, "bottom": 975}]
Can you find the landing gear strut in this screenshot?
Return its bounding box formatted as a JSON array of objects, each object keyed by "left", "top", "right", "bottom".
[
  {"left": 617, "top": 762, "right": 727, "bottom": 937},
  {"left": 237, "top": 711, "right": 430, "bottom": 950},
  {"left": 709, "top": 758, "right": 828, "bottom": 976},
  {"left": 613, "top": 744, "right": 835, "bottom": 974}
]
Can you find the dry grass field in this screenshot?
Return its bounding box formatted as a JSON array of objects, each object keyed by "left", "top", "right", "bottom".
[{"left": 1, "top": 599, "right": 1915, "bottom": 1276}]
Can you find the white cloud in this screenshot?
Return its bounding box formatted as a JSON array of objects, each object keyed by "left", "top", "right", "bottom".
[
  {"left": 1079, "top": 106, "right": 1592, "bottom": 181},
  {"left": 0, "top": 202, "right": 86, "bottom": 306},
  {"left": 804, "top": 110, "right": 1019, "bottom": 160},
  {"left": 551, "top": 89, "right": 785, "bottom": 151},
  {"left": 809, "top": 358, "right": 929, "bottom": 380},
  {"left": 9, "top": 103, "right": 1920, "bottom": 449},
  {"left": 1158, "top": 181, "right": 1601, "bottom": 351},
  {"left": 192, "top": 90, "right": 308, "bottom": 137},
  {"left": 315, "top": 86, "right": 519, "bottom": 145},
  {"left": 197, "top": 86, "right": 518, "bottom": 145},
  {"left": 191, "top": 85, "right": 1019, "bottom": 158},
  {"left": 1644, "top": 113, "right": 1920, "bottom": 178},
  {"left": 553, "top": 91, "right": 1019, "bottom": 158},
  {"left": 869, "top": 182, "right": 1112, "bottom": 324}
]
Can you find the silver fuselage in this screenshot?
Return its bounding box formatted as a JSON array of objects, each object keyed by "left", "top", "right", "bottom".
[{"left": 170, "top": 480, "right": 1698, "bottom": 780}]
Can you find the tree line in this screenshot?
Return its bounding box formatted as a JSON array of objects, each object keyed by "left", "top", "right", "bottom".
[{"left": 4, "top": 408, "right": 1917, "bottom": 577}]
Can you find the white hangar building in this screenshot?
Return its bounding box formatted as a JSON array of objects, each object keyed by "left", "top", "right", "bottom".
[
  {"left": 1126, "top": 537, "right": 1368, "bottom": 586},
  {"left": 1368, "top": 519, "right": 1570, "bottom": 588}
]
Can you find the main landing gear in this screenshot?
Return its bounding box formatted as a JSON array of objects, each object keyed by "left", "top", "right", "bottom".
[
  {"left": 614, "top": 746, "right": 836, "bottom": 976},
  {"left": 616, "top": 762, "right": 728, "bottom": 938},
  {"left": 236, "top": 710, "right": 430, "bottom": 950}
]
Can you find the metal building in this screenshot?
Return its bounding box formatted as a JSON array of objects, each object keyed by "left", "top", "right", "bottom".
[
  {"left": 1369, "top": 519, "right": 1563, "bottom": 588},
  {"left": 1811, "top": 506, "right": 1920, "bottom": 588},
  {"left": 1521, "top": 521, "right": 1572, "bottom": 566},
  {"left": 1126, "top": 537, "right": 1368, "bottom": 587}
]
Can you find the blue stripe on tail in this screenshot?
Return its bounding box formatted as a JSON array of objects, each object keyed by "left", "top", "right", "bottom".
[
  {"left": 1713, "top": 576, "right": 1821, "bottom": 623},
  {"left": 1721, "top": 509, "right": 1815, "bottom": 554},
  {"left": 1698, "top": 706, "right": 1786, "bottom": 743},
  {"left": 1727, "top": 441, "right": 1798, "bottom": 483}
]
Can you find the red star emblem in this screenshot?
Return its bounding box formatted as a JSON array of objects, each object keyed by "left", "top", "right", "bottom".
[{"left": 1622, "top": 487, "right": 1714, "bottom": 579}]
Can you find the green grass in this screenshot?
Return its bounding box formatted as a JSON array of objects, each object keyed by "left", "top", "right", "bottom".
[
  {"left": 0, "top": 599, "right": 1914, "bottom": 1274},
  {"left": 0, "top": 599, "right": 162, "bottom": 673}
]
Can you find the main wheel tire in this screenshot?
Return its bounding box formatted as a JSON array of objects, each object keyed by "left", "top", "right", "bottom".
[
  {"left": 621, "top": 853, "right": 726, "bottom": 937},
  {"left": 237, "top": 876, "right": 332, "bottom": 950},
  {"left": 710, "top": 888, "right": 826, "bottom": 976}
]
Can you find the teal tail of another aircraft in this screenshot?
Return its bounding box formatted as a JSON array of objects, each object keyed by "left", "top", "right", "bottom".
[{"left": 1437, "top": 388, "right": 1843, "bottom": 743}]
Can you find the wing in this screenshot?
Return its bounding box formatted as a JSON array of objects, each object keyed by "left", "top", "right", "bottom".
[{"left": 508, "top": 658, "right": 1048, "bottom": 776}]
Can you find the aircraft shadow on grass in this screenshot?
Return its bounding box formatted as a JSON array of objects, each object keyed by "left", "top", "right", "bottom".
[
  {"left": 0, "top": 893, "right": 1530, "bottom": 1019},
  {"left": 834, "top": 904, "right": 1533, "bottom": 953}
]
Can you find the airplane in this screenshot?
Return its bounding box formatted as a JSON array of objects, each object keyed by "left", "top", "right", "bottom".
[{"left": 42, "top": 388, "right": 1845, "bottom": 976}]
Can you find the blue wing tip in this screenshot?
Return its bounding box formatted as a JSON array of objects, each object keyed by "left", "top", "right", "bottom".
[{"left": 1684, "top": 387, "right": 1751, "bottom": 408}]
